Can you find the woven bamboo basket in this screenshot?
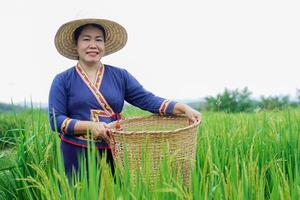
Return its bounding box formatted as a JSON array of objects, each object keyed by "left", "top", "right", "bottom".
[{"left": 110, "top": 115, "right": 200, "bottom": 185}]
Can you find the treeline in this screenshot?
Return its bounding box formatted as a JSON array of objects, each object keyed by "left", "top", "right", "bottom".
[
  {"left": 197, "top": 87, "right": 300, "bottom": 112},
  {"left": 1, "top": 88, "right": 300, "bottom": 114}
]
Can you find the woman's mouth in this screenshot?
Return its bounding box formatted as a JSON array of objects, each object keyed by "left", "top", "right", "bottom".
[{"left": 86, "top": 51, "right": 99, "bottom": 56}]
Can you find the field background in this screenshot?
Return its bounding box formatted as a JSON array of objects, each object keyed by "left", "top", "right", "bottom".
[{"left": 0, "top": 106, "right": 299, "bottom": 199}]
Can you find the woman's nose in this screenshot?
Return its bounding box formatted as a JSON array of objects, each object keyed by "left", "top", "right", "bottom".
[
  {"left": 88, "top": 40, "right": 97, "bottom": 48},
  {"left": 89, "top": 45, "right": 96, "bottom": 49}
]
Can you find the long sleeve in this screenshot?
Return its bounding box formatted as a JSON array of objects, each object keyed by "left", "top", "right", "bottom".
[
  {"left": 48, "top": 74, "right": 77, "bottom": 135},
  {"left": 123, "top": 69, "right": 176, "bottom": 115}
]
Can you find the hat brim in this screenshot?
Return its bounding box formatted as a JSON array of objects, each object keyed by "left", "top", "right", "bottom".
[{"left": 54, "top": 18, "right": 127, "bottom": 60}]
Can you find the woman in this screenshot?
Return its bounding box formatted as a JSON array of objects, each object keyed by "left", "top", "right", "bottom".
[{"left": 49, "top": 18, "right": 201, "bottom": 178}]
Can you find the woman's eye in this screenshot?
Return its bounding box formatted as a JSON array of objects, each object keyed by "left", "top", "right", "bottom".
[{"left": 96, "top": 38, "right": 104, "bottom": 42}]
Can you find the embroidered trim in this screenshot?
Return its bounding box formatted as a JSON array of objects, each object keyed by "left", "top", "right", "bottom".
[
  {"left": 76, "top": 63, "right": 114, "bottom": 116},
  {"left": 61, "top": 118, "right": 72, "bottom": 134},
  {"left": 159, "top": 100, "right": 170, "bottom": 115},
  {"left": 90, "top": 109, "right": 109, "bottom": 122},
  {"left": 95, "top": 64, "right": 104, "bottom": 90}
]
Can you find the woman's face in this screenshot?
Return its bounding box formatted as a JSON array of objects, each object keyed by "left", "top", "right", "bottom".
[{"left": 76, "top": 25, "right": 105, "bottom": 65}]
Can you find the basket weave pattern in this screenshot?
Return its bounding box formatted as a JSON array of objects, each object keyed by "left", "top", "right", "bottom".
[{"left": 111, "top": 115, "right": 200, "bottom": 184}]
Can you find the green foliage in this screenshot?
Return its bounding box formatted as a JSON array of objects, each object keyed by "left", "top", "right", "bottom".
[
  {"left": 204, "top": 87, "right": 254, "bottom": 112},
  {"left": 0, "top": 112, "right": 26, "bottom": 149},
  {"left": 203, "top": 88, "right": 300, "bottom": 112},
  {"left": 0, "top": 103, "right": 48, "bottom": 149},
  {"left": 259, "top": 95, "right": 296, "bottom": 110},
  {"left": 0, "top": 108, "right": 299, "bottom": 199}
]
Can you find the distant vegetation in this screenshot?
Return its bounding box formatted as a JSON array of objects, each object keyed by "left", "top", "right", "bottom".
[
  {"left": 191, "top": 87, "right": 300, "bottom": 113},
  {"left": 1, "top": 88, "right": 300, "bottom": 114}
]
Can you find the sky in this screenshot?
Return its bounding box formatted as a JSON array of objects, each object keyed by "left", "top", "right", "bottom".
[{"left": 0, "top": 0, "right": 299, "bottom": 104}]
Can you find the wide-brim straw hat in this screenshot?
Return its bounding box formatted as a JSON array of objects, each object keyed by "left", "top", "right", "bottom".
[{"left": 55, "top": 18, "right": 127, "bottom": 60}]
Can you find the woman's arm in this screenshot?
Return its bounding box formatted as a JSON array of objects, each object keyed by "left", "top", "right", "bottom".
[
  {"left": 123, "top": 69, "right": 201, "bottom": 122},
  {"left": 49, "top": 74, "right": 111, "bottom": 142},
  {"left": 48, "top": 75, "right": 78, "bottom": 135},
  {"left": 124, "top": 69, "right": 176, "bottom": 115},
  {"left": 173, "top": 102, "right": 201, "bottom": 123}
]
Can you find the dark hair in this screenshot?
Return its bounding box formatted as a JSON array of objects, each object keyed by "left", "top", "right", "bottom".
[{"left": 73, "top": 23, "right": 106, "bottom": 44}]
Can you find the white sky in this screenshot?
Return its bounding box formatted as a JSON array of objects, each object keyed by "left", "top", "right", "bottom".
[{"left": 0, "top": 0, "right": 299, "bottom": 104}]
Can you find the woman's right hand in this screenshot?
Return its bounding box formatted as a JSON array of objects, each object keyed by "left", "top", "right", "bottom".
[{"left": 89, "top": 122, "right": 112, "bottom": 143}]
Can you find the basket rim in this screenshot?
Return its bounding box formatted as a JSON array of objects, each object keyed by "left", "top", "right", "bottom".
[{"left": 110, "top": 114, "right": 201, "bottom": 135}]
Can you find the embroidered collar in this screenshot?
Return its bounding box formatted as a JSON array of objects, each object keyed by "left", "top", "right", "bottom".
[{"left": 75, "top": 63, "right": 114, "bottom": 116}]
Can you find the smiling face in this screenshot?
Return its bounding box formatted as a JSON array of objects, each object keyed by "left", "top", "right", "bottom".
[{"left": 75, "top": 25, "right": 105, "bottom": 66}]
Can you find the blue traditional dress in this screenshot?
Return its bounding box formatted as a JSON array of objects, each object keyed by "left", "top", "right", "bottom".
[{"left": 48, "top": 63, "right": 176, "bottom": 149}]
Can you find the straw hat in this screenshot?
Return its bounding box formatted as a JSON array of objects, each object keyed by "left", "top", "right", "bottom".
[{"left": 54, "top": 18, "right": 127, "bottom": 60}]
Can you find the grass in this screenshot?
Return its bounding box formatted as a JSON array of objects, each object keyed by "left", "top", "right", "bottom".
[
  {"left": 0, "top": 107, "right": 299, "bottom": 199},
  {"left": 0, "top": 148, "right": 16, "bottom": 171},
  {"left": 0, "top": 111, "right": 26, "bottom": 149}
]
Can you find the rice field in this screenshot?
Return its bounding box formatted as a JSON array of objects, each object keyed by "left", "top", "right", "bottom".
[{"left": 0, "top": 107, "right": 299, "bottom": 199}]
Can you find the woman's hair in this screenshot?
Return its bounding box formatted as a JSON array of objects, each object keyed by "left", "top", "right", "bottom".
[{"left": 73, "top": 23, "right": 106, "bottom": 44}]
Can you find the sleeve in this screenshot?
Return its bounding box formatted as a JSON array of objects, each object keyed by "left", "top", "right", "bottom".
[
  {"left": 123, "top": 69, "right": 177, "bottom": 115},
  {"left": 48, "top": 74, "right": 77, "bottom": 135}
]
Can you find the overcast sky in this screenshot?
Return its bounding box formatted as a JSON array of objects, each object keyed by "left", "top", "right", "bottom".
[{"left": 0, "top": 0, "right": 299, "bottom": 104}]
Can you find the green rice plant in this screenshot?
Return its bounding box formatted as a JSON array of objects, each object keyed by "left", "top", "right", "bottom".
[
  {"left": 0, "top": 112, "right": 26, "bottom": 149},
  {"left": 193, "top": 109, "right": 300, "bottom": 199},
  {"left": 0, "top": 107, "right": 299, "bottom": 199}
]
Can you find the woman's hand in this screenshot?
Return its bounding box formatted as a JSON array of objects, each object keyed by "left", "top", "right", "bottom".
[
  {"left": 89, "top": 122, "right": 112, "bottom": 143},
  {"left": 184, "top": 106, "right": 201, "bottom": 124},
  {"left": 173, "top": 102, "right": 201, "bottom": 124}
]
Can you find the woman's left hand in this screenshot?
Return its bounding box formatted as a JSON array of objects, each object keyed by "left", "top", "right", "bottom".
[
  {"left": 184, "top": 106, "right": 201, "bottom": 124},
  {"left": 173, "top": 102, "right": 201, "bottom": 124}
]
